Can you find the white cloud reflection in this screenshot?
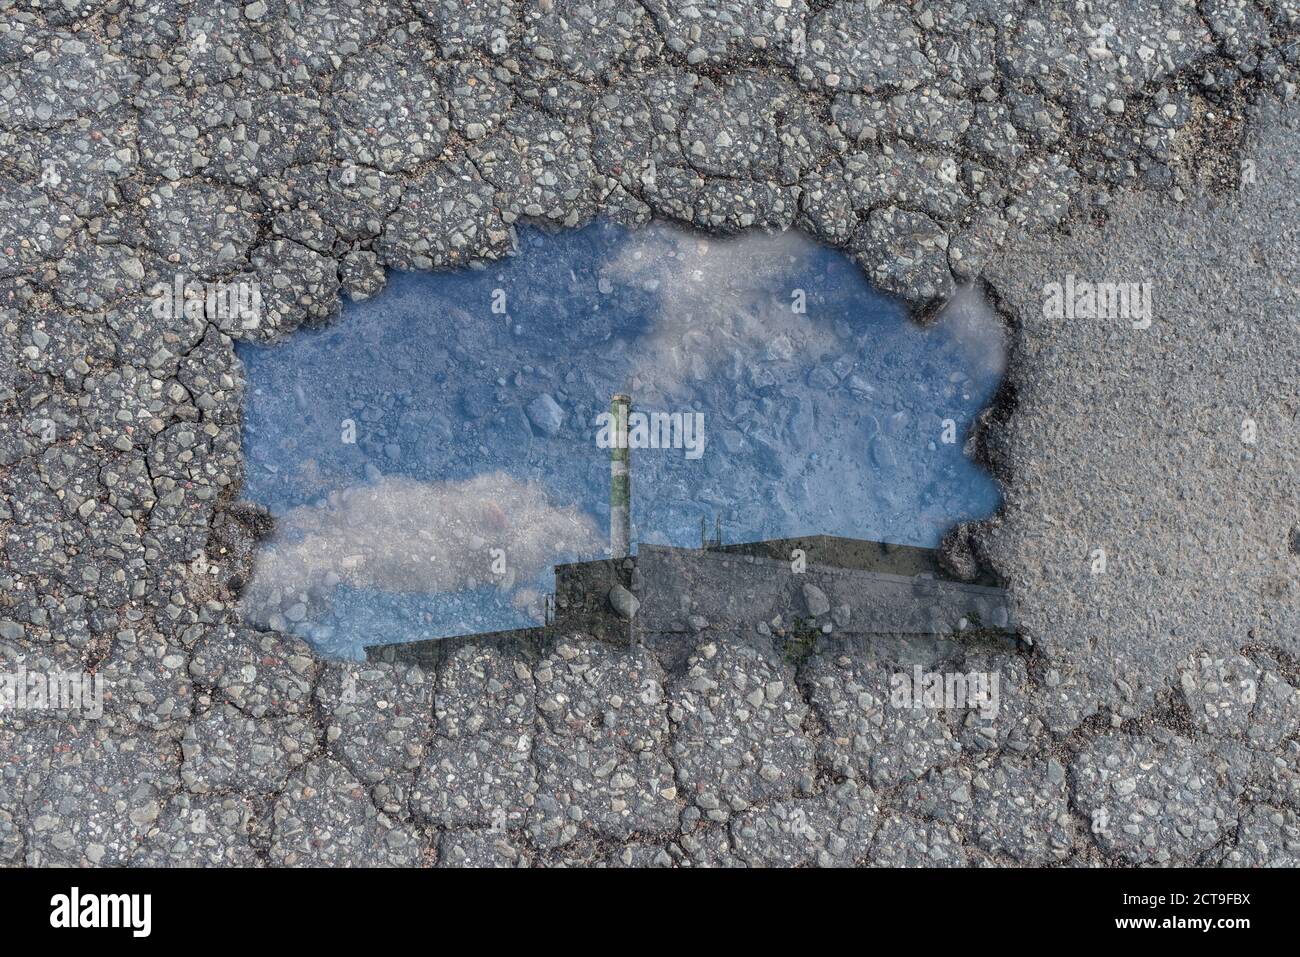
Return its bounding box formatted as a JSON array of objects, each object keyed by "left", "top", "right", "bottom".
[{"left": 241, "top": 472, "right": 601, "bottom": 620}]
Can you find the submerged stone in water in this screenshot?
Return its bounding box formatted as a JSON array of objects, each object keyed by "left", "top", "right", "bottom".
[
  {"left": 609, "top": 584, "right": 640, "bottom": 620},
  {"left": 526, "top": 393, "right": 565, "bottom": 436},
  {"left": 802, "top": 583, "right": 830, "bottom": 618}
]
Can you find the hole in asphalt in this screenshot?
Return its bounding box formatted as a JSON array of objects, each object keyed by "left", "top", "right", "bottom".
[{"left": 235, "top": 220, "right": 1007, "bottom": 658}]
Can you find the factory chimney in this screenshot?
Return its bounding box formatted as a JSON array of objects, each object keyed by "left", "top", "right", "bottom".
[{"left": 610, "top": 393, "right": 631, "bottom": 558}]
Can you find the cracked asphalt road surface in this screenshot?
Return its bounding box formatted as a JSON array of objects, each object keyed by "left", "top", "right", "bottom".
[{"left": 1, "top": 0, "right": 1298, "bottom": 867}]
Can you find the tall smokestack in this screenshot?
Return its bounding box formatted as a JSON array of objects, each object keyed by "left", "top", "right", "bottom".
[{"left": 610, "top": 393, "right": 631, "bottom": 559}]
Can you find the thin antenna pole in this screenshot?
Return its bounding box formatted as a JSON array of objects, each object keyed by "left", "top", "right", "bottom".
[{"left": 610, "top": 393, "right": 631, "bottom": 559}]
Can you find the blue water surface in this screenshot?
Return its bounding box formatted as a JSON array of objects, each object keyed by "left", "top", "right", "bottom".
[{"left": 237, "top": 220, "right": 1004, "bottom": 658}]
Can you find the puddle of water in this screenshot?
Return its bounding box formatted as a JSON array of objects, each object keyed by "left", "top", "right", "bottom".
[{"left": 236, "top": 220, "right": 1005, "bottom": 659}]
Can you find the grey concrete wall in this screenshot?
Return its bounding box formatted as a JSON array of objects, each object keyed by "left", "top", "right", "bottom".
[{"left": 634, "top": 545, "right": 1012, "bottom": 635}]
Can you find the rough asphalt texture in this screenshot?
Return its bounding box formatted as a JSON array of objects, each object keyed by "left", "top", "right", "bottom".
[{"left": 1, "top": 0, "right": 1298, "bottom": 866}]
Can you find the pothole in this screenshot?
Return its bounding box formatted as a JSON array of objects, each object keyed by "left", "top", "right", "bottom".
[{"left": 235, "top": 220, "right": 1008, "bottom": 658}]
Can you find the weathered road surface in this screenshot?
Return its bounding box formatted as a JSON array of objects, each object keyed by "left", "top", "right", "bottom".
[{"left": 1, "top": 1, "right": 1297, "bottom": 866}]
